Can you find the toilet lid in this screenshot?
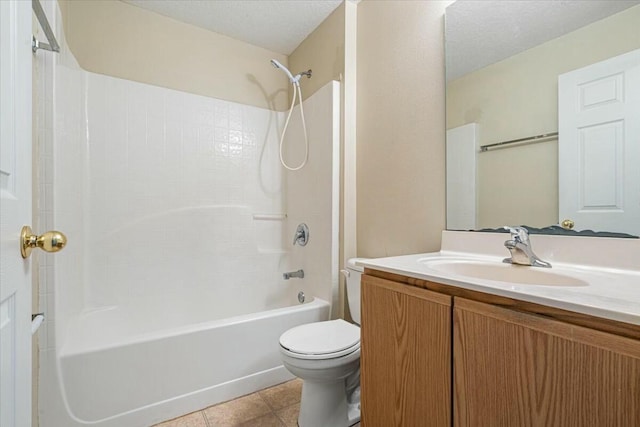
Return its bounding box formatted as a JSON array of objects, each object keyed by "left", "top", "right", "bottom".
[{"left": 279, "top": 319, "right": 360, "bottom": 356}]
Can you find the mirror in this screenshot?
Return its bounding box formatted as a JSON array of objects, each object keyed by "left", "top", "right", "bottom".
[{"left": 445, "top": 0, "right": 640, "bottom": 236}]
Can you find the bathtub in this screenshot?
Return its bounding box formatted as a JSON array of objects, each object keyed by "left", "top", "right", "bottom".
[{"left": 42, "top": 294, "right": 330, "bottom": 427}]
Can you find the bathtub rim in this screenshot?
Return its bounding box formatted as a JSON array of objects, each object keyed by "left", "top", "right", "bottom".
[{"left": 60, "top": 296, "right": 330, "bottom": 357}]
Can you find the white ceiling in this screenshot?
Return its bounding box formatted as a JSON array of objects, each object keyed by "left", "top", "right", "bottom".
[
  {"left": 120, "top": 0, "right": 343, "bottom": 55},
  {"left": 446, "top": 0, "right": 640, "bottom": 81}
]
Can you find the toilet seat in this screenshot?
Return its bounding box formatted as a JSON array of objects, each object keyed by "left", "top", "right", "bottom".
[{"left": 280, "top": 319, "right": 360, "bottom": 360}]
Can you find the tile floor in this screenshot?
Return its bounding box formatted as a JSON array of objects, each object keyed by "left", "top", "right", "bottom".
[{"left": 153, "top": 379, "right": 361, "bottom": 427}]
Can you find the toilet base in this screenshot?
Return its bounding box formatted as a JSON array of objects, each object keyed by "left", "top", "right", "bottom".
[{"left": 298, "top": 379, "right": 360, "bottom": 427}]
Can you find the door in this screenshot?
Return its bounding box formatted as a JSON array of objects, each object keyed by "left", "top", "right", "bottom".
[
  {"left": 1, "top": 0, "right": 33, "bottom": 426},
  {"left": 558, "top": 49, "right": 640, "bottom": 235}
]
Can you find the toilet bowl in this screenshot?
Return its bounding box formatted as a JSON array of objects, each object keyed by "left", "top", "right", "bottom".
[{"left": 278, "top": 258, "right": 365, "bottom": 427}]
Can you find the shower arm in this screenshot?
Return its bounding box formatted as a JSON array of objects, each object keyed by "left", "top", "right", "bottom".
[{"left": 297, "top": 70, "right": 312, "bottom": 79}]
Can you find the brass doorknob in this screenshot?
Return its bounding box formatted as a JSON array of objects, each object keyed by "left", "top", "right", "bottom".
[
  {"left": 20, "top": 226, "right": 67, "bottom": 259},
  {"left": 561, "top": 219, "right": 575, "bottom": 230}
]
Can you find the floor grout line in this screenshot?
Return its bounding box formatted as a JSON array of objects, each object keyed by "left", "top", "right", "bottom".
[
  {"left": 201, "top": 409, "right": 212, "bottom": 427},
  {"left": 257, "top": 390, "right": 276, "bottom": 412},
  {"left": 273, "top": 402, "right": 296, "bottom": 427}
]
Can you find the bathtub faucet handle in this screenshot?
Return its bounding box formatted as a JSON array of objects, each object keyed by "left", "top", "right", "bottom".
[{"left": 293, "top": 223, "right": 309, "bottom": 246}]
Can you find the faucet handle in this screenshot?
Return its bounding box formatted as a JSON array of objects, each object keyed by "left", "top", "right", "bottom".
[
  {"left": 503, "top": 226, "right": 530, "bottom": 243},
  {"left": 293, "top": 223, "right": 309, "bottom": 246}
]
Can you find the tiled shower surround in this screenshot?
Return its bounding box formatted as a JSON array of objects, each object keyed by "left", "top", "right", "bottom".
[
  {"left": 41, "top": 56, "right": 331, "bottom": 339},
  {"left": 84, "top": 73, "right": 288, "bottom": 310}
]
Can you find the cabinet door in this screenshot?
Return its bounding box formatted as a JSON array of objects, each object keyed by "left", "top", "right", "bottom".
[
  {"left": 361, "top": 275, "right": 452, "bottom": 427},
  {"left": 454, "top": 297, "right": 640, "bottom": 427}
]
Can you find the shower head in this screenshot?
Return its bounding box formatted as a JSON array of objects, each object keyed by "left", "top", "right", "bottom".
[{"left": 270, "top": 59, "right": 297, "bottom": 84}]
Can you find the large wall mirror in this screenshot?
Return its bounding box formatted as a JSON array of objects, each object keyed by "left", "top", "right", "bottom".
[{"left": 445, "top": 0, "right": 640, "bottom": 236}]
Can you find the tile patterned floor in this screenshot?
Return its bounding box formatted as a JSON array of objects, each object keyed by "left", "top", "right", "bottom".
[{"left": 153, "top": 379, "right": 303, "bottom": 427}]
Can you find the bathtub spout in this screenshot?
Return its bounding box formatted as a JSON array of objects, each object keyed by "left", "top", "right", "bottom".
[{"left": 283, "top": 269, "right": 304, "bottom": 280}]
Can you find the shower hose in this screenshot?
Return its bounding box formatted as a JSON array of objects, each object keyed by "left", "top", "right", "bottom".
[{"left": 279, "top": 81, "right": 309, "bottom": 171}]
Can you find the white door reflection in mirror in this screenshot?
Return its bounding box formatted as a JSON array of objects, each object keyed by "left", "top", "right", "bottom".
[
  {"left": 559, "top": 48, "right": 640, "bottom": 235},
  {"left": 446, "top": 123, "right": 478, "bottom": 230}
]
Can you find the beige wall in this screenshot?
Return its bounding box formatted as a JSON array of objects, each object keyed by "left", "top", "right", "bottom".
[
  {"left": 58, "top": 0, "right": 290, "bottom": 111},
  {"left": 356, "top": 1, "right": 449, "bottom": 257},
  {"left": 447, "top": 5, "right": 640, "bottom": 229},
  {"left": 288, "top": 3, "right": 345, "bottom": 102}
]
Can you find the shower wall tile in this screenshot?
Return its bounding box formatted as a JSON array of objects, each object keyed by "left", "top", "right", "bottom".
[{"left": 82, "top": 73, "right": 287, "bottom": 308}]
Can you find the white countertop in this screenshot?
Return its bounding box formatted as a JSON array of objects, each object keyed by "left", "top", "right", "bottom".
[{"left": 358, "top": 231, "right": 640, "bottom": 326}]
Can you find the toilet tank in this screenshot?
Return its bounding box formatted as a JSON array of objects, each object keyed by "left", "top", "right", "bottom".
[{"left": 345, "top": 258, "right": 366, "bottom": 325}]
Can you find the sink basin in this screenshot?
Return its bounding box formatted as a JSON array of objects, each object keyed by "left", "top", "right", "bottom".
[{"left": 418, "top": 258, "right": 588, "bottom": 287}]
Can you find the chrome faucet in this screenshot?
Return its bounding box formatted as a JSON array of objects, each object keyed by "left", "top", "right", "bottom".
[
  {"left": 502, "top": 226, "right": 551, "bottom": 268},
  {"left": 283, "top": 269, "right": 305, "bottom": 280}
]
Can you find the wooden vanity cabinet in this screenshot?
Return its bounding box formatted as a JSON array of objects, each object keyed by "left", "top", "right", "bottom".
[
  {"left": 454, "top": 297, "right": 640, "bottom": 427},
  {"left": 361, "top": 274, "right": 452, "bottom": 427},
  {"left": 361, "top": 270, "right": 640, "bottom": 427}
]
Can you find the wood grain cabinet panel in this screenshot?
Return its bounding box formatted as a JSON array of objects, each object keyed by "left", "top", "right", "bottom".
[
  {"left": 361, "top": 275, "right": 452, "bottom": 427},
  {"left": 453, "top": 297, "right": 640, "bottom": 427}
]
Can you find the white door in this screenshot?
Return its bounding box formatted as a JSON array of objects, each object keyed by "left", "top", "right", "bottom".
[
  {"left": 558, "top": 49, "right": 640, "bottom": 235},
  {"left": 1, "top": 0, "right": 33, "bottom": 426}
]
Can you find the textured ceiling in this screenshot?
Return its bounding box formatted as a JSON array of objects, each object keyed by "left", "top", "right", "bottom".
[
  {"left": 446, "top": 0, "right": 640, "bottom": 81},
  {"left": 120, "top": 0, "right": 343, "bottom": 55}
]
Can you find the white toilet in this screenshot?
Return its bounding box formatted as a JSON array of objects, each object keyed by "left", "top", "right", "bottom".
[{"left": 279, "top": 258, "right": 365, "bottom": 427}]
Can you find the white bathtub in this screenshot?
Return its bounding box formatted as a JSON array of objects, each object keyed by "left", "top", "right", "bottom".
[{"left": 41, "top": 295, "right": 330, "bottom": 427}]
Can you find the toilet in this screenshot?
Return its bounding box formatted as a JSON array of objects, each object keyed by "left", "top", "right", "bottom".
[{"left": 279, "top": 258, "right": 365, "bottom": 427}]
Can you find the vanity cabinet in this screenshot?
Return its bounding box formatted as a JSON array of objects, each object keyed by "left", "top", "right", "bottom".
[
  {"left": 454, "top": 297, "right": 640, "bottom": 427},
  {"left": 361, "top": 271, "right": 640, "bottom": 427},
  {"left": 361, "top": 275, "right": 452, "bottom": 427}
]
